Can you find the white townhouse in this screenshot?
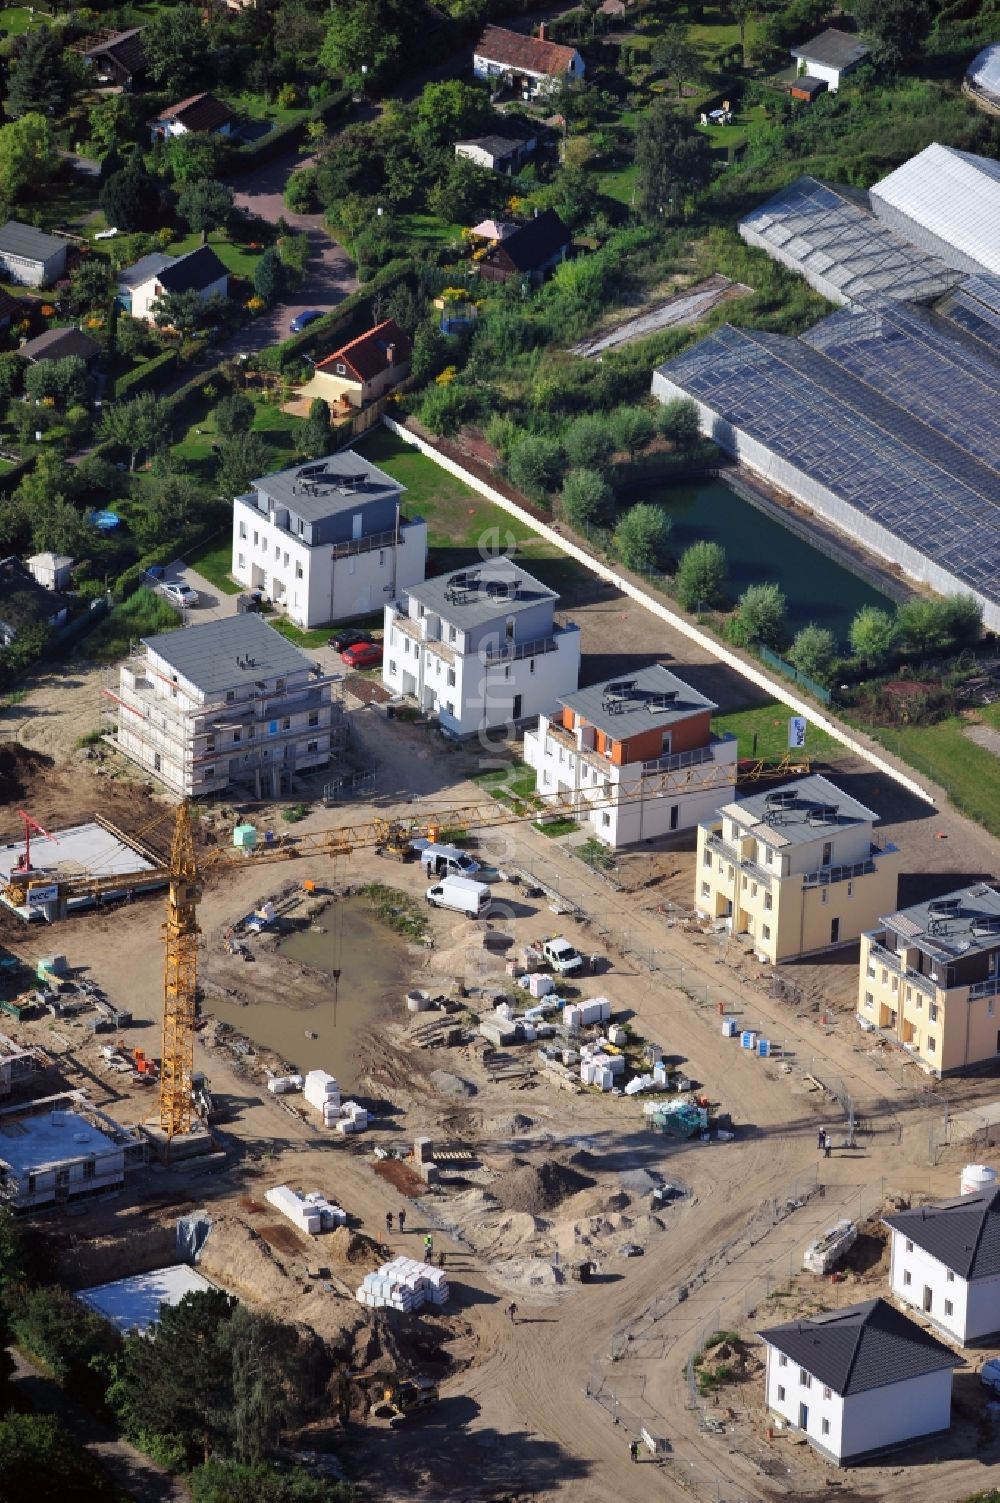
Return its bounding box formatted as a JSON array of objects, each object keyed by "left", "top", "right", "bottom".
[
  {"left": 383, "top": 558, "right": 580, "bottom": 737},
  {"left": 885, "top": 1187, "right": 1000, "bottom": 1345},
  {"left": 116, "top": 245, "right": 229, "bottom": 323},
  {"left": 759, "top": 1297, "right": 959, "bottom": 1466},
  {"left": 523, "top": 664, "right": 737, "bottom": 849},
  {"left": 231, "top": 452, "right": 427, "bottom": 630}
]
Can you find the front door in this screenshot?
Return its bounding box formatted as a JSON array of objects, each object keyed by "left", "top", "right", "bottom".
[
  {"left": 830, "top": 917, "right": 841, "bottom": 944},
  {"left": 798, "top": 1402, "right": 808, "bottom": 1430},
  {"left": 923, "top": 1285, "right": 932, "bottom": 1313},
  {"left": 670, "top": 804, "right": 679, "bottom": 831},
  {"left": 512, "top": 693, "right": 522, "bottom": 720}
]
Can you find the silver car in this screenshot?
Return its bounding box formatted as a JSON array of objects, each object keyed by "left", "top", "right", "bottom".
[{"left": 162, "top": 582, "right": 199, "bottom": 609}]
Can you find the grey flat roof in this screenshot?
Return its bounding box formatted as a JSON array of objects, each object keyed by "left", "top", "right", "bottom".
[
  {"left": 885, "top": 1188, "right": 1000, "bottom": 1280},
  {"left": 118, "top": 252, "right": 173, "bottom": 288},
  {"left": 790, "top": 27, "right": 869, "bottom": 69},
  {"left": 721, "top": 773, "right": 878, "bottom": 848},
  {"left": 0, "top": 220, "right": 65, "bottom": 263},
  {"left": 78, "top": 1265, "right": 218, "bottom": 1334},
  {"left": 758, "top": 1297, "right": 959, "bottom": 1397},
  {"left": 0, "top": 1109, "right": 117, "bottom": 1175},
  {"left": 559, "top": 664, "right": 716, "bottom": 737},
  {"left": 405, "top": 558, "right": 556, "bottom": 626},
  {"left": 141, "top": 615, "right": 313, "bottom": 697},
  {"left": 252, "top": 451, "right": 404, "bottom": 522},
  {"left": 456, "top": 134, "right": 527, "bottom": 155},
  {"left": 880, "top": 882, "right": 1000, "bottom": 961}
]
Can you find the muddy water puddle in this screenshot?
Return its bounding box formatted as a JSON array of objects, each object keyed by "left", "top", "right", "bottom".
[{"left": 206, "top": 897, "right": 408, "bottom": 1088}]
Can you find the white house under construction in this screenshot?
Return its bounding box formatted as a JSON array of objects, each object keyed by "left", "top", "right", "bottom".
[
  {"left": 0, "top": 1103, "right": 139, "bottom": 1210},
  {"left": 107, "top": 615, "right": 337, "bottom": 798}
]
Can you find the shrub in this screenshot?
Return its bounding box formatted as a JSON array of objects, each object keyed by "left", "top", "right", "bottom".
[
  {"left": 849, "top": 605, "right": 897, "bottom": 668},
  {"left": 675, "top": 540, "right": 728, "bottom": 611},
  {"left": 735, "top": 582, "right": 787, "bottom": 647},
  {"left": 563, "top": 412, "right": 615, "bottom": 472},
  {"left": 787, "top": 623, "right": 838, "bottom": 685},
  {"left": 507, "top": 434, "right": 564, "bottom": 502},
  {"left": 613, "top": 503, "right": 671, "bottom": 572},
  {"left": 560, "top": 467, "right": 614, "bottom": 530},
  {"left": 418, "top": 381, "right": 471, "bottom": 436},
  {"left": 656, "top": 397, "right": 700, "bottom": 450},
  {"left": 610, "top": 405, "right": 655, "bottom": 460}
]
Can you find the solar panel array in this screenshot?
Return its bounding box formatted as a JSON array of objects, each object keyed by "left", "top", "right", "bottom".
[
  {"left": 656, "top": 324, "right": 1000, "bottom": 613},
  {"left": 937, "top": 275, "right": 1000, "bottom": 357},
  {"left": 739, "top": 175, "right": 960, "bottom": 306},
  {"left": 803, "top": 300, "right": 1000, "bottom": 474}
]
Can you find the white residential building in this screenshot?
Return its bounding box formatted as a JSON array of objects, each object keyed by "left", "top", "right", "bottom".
[
  {"left": 116, "top": 246, "right": 229, "bottom": 322},
  {"left": 523, "top": 665, "right": 737, "bottom": 849},
  {"left": 231, "top": 451, "right": 426, "bottom": 630},
  {"left": 759, "top": 1298, "right": 959, "bottom": 1465},
  {"left": 473, "top": 24, "right": 584, "bottom": 96},
  {"left": 106, "top": 614, "right": 338, "bottom": 798},
  {"left": 383, "top": 558, "right": 580, "bottom": 737},
  {"left": 885, "top": 1187, "right": 1000, "bottom": 1344},
  {"left": 0, "top": 1107, "right": 128, "bottom": 1210},
  {"left": 790, "top": 27, "right": 869, "bottom": 91}
]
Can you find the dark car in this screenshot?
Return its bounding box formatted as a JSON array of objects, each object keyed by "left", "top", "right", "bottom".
[
  {"left": 327, "top": 627, "right": 374, "bottom": 653},
  {"left": 341, "top": 641, "right": 383, "bottom": 670},
  {"left": 289, "top": 309, "right": 323, "bottom": 333}
]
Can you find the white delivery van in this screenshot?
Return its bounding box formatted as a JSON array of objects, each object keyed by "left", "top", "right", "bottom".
[
  {"left": 412, "top": 839, "right": 481, "bottom": 879},
  {"left": 542, "top": 936, "right": 584, "bottom": 975},
  {"left": 425, "top": 875, "right": 493, "bottom": 919}
]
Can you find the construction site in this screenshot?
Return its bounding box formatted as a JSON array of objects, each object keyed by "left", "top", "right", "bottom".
[{"left": 3, "top": 637, "right": 1000, "bottom": 1503}]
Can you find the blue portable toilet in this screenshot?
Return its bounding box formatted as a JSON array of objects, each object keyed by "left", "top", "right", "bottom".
[
  {"left": 722, "top": 1018, "right": 738, "bottom": 1038},
  {"left": 740, "top": 1030, "right": 756, "bottom": 1050},
  {"left": 757, "top": 1038, "right": 770, "bottom": 1058}
]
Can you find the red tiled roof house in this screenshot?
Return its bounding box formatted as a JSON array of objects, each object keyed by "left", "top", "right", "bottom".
[
  {"left": 473, "top": 24, "right": 584, "bottom": 97},
  {"left": 311, "top": 320, "right": 412, "bottom": 411}
]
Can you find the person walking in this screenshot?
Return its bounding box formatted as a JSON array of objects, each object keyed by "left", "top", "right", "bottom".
[
  {"left": 398, "top": 1208, "right": 406, "bottom": 1233},
  {"left": 507, "top": 1301, "right": 518, "bottom": 1324},
  {"left": 423, "top": 1234, "right": 433, "bottom": 1261},
  {"left": 629, "top": 1439, "right": 639, "bottom": 1463},
  {"left": 385, "top": 1211, "right": 393, "bottom": 1234},
  {"left": 817, "top": 1128, "right": 825, "bottom": 1152},
  {"left": 438, "top": 1250, "right": 446, "bottom": 1270},
  {"left": 824, "top": 1132, "right": 832, "bottom": 1159}
]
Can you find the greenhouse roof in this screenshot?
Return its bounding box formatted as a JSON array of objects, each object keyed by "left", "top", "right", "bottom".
[
  {"left": 967, "top": 41, "right": 1000, "bottom": 102},
  {"left": 870, "top": 144, "right": 1000, "bottom": 277},
  {"left": 937, "top": 275, "right": 1000, "bottom": 358}
]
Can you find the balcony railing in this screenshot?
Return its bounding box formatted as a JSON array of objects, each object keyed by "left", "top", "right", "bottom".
[
  {"left": 706, "top": 832, "right": 738, "bottom": 864},
  {"left": 802, "top": 856, "right": 877, "bottom": 888},
  {"left": 330, "top": 517, "right": 424, "bottom": 559},
  {"left": 869, "top": 939, "right": 938, "bottom": 998},
  {"left": 642, "top": 742, "right": 719, "bottom": 775},
  {"left": 479, "top": 620, "right": 579, "bottom": 665},
  {"left": 970, "top": 974, "right": 1000, "bottom": 1002}
]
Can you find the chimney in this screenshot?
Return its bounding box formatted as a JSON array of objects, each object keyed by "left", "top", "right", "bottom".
[{"left": 538, "top": 21, "right": 548, "bottom": 39}]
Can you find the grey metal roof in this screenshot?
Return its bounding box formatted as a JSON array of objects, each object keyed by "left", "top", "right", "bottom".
[
  {"left": 156, "top": 245, "right": 227, "bottom": 294},
  {"left": 0, "top": 220, "right": 65, "bottom": 264},
  {"left": 871, "top": 145, "right": 1000, "bottom": 278},
  {"left": 558, "top": 664, "right": 716, "bottom": 738},
  {"left": 19, "top": 327, "right": 101, "bottom": 363},
  {"left": 118, "top": 252, "right": 173, "bottom": 289},
  {"left": 938, "top": 274, "right": 1000, "bottom": 357},
  {"left": 723, "top": 774, "right": 879, "bottom": 847},
  {"left": 739, "top": 176, "right": 959, "bottom": 307},
  {"left": 758, "top": 1298, "right": 959, "bottom": 1396},
  {"left": 405, "top": 558, "right": 555, "bottom": 627},
  {"left": 141, "top": 615, "right": 313, "bottom": 697},
  {"left": 879, "top": 883, "right": 1000, "bottom": 962},
  {"left": 885, "top": 1188, "right": 1000, "bottom": 1279},
  {"left": 455, "top": 134, "right": 527, "bottom": 157},
  {"left": 790, "top": 27, "right": 869, "bottom": 69},
  {"left": 253, "top": 451, "right": 403, "bottom": 523},
  {"left": 967, "top": 42, "right": 1000, "bottom": 100}
]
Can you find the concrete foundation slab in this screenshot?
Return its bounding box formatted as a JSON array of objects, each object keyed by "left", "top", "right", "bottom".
[
  {"left": 0, "top": 821, "right": 159, "bottom": 921},
  {"left": 77, "top": 1264, "right": 219, "bottom": 1334},
  {"left": 142, "top": 1124, "right": 214, "bottom": 1162}
]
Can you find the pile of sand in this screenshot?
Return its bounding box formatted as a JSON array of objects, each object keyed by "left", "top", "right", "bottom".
[
  {"left": 490, "top": 1159, "right": 595, "bottom": 1215},
  {"left": 490, "top": 1257, "right": 566, "bottom": 1298},
  {"left": 483, "top": 1111, "right": 535, "bottom": 1138},
  {"left": 329, "top": 1226, "right": 383, "bottom": 1271}
]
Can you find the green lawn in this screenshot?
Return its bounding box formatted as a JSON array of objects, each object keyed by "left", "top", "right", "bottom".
[
  {"left": 271, "top": 620, "right": 334, "bottom": 649},
  {"left": 0, "top": 6, "right": 52, "bottom": 39},
  {"left": 171, "top": 394, "right": 304, "bottom": 484},
  {"left": 83, "top": 587, "right": 179, "bottom": 663},
  {"left": 219, "top": 89, "right": 310, "bottom": 130},
  {"left": 185, "top": 535, "right": 241, "bottom": 595},
  {"left": 395, "top": 213, "right": 465, "bottom": 252},
  {"left": 711, "top": 703, "right": 842, "bottom": 764},
  {"left": 864, "top": 708, "right": 1000, "bottom": 839}
]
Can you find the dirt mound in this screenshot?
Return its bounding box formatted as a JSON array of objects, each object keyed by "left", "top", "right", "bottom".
[
  {"left": 491, "top": 1159, "right": 595, "bottom": 1215},
  {"left": 329, "top": 1226, "right": 383, "bottom": 1269},
  {"left": 0, "top": 744, "right": 52, "bottom": 801},
  {"left": 430, "top": 1069, "right": 477, "bottom": 1098},
  {"left": 484, "top": 1111, "right": 534, "bottom": 1138}
]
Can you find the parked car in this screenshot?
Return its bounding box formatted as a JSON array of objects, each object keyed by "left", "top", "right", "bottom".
[
  {"left": 328, "top": 627, "right": 374, "bottom": 653},
  {"left": 341, "top": 641, "right": 383, "bottom": 669},
  {"left": 290, "top": 309, "right": 322, "bottom": 333},
  {"left": 162, "top": 582, "right": 199, "bottom": 609},
  {"left": 425, "top": 876, "right": 493, "bottom": 919}
]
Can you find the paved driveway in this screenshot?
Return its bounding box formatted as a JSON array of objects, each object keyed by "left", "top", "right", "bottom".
[{"left": 163, "top": 561, "right": 242, "bottom": 623}]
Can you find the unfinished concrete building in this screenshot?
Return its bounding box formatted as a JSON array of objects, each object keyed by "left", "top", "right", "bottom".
[
  {"left": 106, "top": 615, "right": 340, "bottom": 798},
  {"left": 0, "top": 1103, "right": 138, "bottom": 1210},
  {"left": 0, "top": 1034, "right": 38, "bottom": 1099}
]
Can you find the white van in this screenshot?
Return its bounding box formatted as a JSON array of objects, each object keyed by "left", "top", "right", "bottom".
[
  {"left": 412, "top": 839, "right": 481, "bottom": 879},
  {"left": 425, "top": 875, "right": 493, "bottom": 919}
]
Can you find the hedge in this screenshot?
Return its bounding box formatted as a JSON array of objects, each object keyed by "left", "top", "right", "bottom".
[
  {"left": 230, "top": 87, "right": 353, "bottom": 170},
  {"left": 113, "top": 349, "right": 179, "bottom": 400}
]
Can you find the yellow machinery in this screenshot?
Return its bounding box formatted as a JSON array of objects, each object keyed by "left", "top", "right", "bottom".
[
  {"left": 382, "top": 1377, "right": 439, "bottom": 1419},
  {"left": 1, "top": 753, "right": 740, "bottom": 1140}
]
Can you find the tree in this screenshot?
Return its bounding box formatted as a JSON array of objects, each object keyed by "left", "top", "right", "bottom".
[
  {"left": 787, "top": 623, "right": 838, "bottom": 684},
  {"left": 133, "top": 471, "right": 202, "bottom": 550},
  {"left": 849, "top": 605, "right": 897, "bottom": 668},
  {"left": 736, "top": 582, "right": 787, "bottom": 646},
  {"left": 319, "top": 0, "right": 400, "bottom": 82},
  {"left": 730, "top": 0, "right": 761, "bottom": 63},
  {"left": 274, "top": 0, "right": 326, "bottom": 61},
  {"left": 0, "top": 1413, "right": 112, "bottom": 1502},
  {"left": 417, "top": 381, "right": 470, "bottom": 436},
  {"left": 675, "top": 541, "right": 728, "bottom": 610},
  {"left": 656, "top": 397, "right": 700, "bottom": 450},
  {"left": 610, "top": 405, "right": 655, "bottom": 461},
  {"left": 635, "top": 100, "right": 712, "bottom": 222},
  {"left": 216, "top": 392, "right": 255, "bottom": 437},
  {"left": 99, "top": 391, "right": 172, "bottom": 471},
  {"left": 253, "top": 248, "right": 286, "bottom": 305},
  {"left": 164, "top": 132, "right": 231, "bottom": 186},
  {"left": 300, "top": 397, "right": 331, "bottom": 459},
  {"left": 413, "top": 79, "right": 493, "bottom": 153},
  {"left": 893, "top": 597, "right": 951, "bottom": 654},
  {"left": 190, "top": 1459, "right": 339, "bottom": 1503},
  {"left": 217, "top": 432, "right": 269, "bottom": 498},
  {"left": 937, "top": 593, "right": 983, "bottom": 649},
  {"left": 507, "top": 434, "right": 564, "bottom": 501},
  {"left": 855, "top": 0, "right": 929, "bottom": 72},
  {"left": 560, "top": 467, "right": 614, "bottom": 530},
  {"left": 0, "top": 114, "right": 54, "bottom": 202},
  {"left": 88, "top": 95, "right": 141, "bottom": 157},
  {"left": 152, "top": 289, "right": 211, "bottom": 337},
  {"left": 651, "top": 24, "right": 701, "bottom": 96},
  {"left": 410, "top": 323, "right": 448, "bottom": 384},
  {"left": 9, "top": 1285, "right": 121, "bottom": 1406},
  {"left": 427, "top": 156, "right": 494, "bottom": 225},
  {"left": 24, "top": 356, "right": 91, "bottom": 408},
  {"left": 6, "top": 29, "right": 72, "bottom": 119},
  {"left": 144, "top": 5, "right": 206, "bottom": 93},
  {"left": 100, "top": 165, "right": 161, "bottom": 233},
  {"left": 177, "top": 179, "right": 234, "bottom": 244},
  {"left": 563, "top": 413, "right": 616, "bottom": 472},
  {"left": 219, "top": 1305, "right": 306, "bottom": 1464},
  {"left": 67, "top": 258, "right": 112, "bottom": 316},
  {"left": 613, "top": 503, "right": 671, "bottom": 572}
]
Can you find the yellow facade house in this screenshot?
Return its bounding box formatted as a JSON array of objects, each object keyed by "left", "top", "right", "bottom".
[
  {"left": 858, "top": 885, "right": 1000, "bottom": 1075},
  {"left": 695, "top": 774, "right": 900, "bottom": 963}
]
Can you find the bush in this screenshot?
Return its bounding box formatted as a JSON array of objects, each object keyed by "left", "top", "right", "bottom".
[
  {"left": 563, "top": 412, "right": 615, "bottom": 472},
  {"left": 507, "top": 434, "right": 564, "bottom": 502},
  {"left": 418, "top": 381, "right": 472, "bottom": 436},
  {"left": 787, "top": 623, "right": 838, "bottom": 685},
  {"left": 675, "top": 540, "right": 728, "bottom": 611},
  {"left": 284, "top": 166, "right": 318, "bottom": 214},
  {"left": 113, "top": 349, "right": 178, "bottom": 400},
  {"left": 849, "top": 605, "right": 897, "bottom": 669},
  {"left": 656, "top": 397, "right": 700, "bottom": 450},
  {"left": 735, "top": 582, "right": 787, "bottom": 647},
  {"left": 613, "top": 503, "right": 671, "bottom": 572},
  {"left": 610, "top": 405, "right": 655, "bottom": 460},
  {"left": 9, "top": 1285, "right": 121, "bottom": 1407},
  {"left": 560, "top": 467, "right": 614, "bottom": 530}
]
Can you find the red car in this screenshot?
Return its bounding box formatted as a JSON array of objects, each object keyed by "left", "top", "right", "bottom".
[{"left": 340, "top": 641, "right": 383, "bottom": 670}]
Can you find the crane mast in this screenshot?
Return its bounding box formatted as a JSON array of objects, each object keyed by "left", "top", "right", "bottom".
[{"left": 159, "top": 804, "right": 201, "bottom": 1139}]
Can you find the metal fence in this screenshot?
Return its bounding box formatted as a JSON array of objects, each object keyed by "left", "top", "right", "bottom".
[{"left": 757, "top": 644, "right": 832, "bottom": 704}]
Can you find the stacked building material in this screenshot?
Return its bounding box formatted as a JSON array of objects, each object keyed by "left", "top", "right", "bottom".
[
  {"left": 304, "top": 1070, "right": 340, "bottom": 1114},
  {"left": 563, "top": 997, "right": 612, "bottom": 1029},
  {"left": 356, "top": 1256, "right": 450, "bottom": 1311},
  {"left": 265, "top": 1184, "right": 347, "bottom": 1235},
  {"left": 267, "top": 1074, "right": 304, "bottom": 1095},
  {"left": 335, "top": 1100, "right": 368, "bottom": 1134}
]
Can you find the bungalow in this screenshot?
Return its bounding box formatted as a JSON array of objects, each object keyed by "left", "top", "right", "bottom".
[
  {"left": 79, "top": 28, "right": 147, "bottom": 88},
  {"left": 478, "top": 208, "right": 571, "bottom": 285},
  {"left": 473, "top": 24, "right": 584, "bottom": 98},
  {"left": 117, "top": 246, "right": 229, "bottom": 322},
  {"left": 0, "top": 222, "right": 67, "bottom": 289},
  {"left": 0, "top": 557, "right": 71, "bottom": 646},
  {"left": 790, "top": 28, "right": 869, "bottom": 92},
  {"left": 309, "top": 320, "right": 412, "bottom": 411},
  {"left": 759, "top": 1297, "right": 960, "bottom": 1465},
  {"left": 455, "top": 134, "right": 534, "bottom": 173},
  {"left": 885, "top": 1186, "right": 1000, "bottom": 1345},
  {"left": 19, "top": 327, "right": 101, "bottom": 368},
  {"left": 149, "top": 92, "right": 235, "bottom": 142}
]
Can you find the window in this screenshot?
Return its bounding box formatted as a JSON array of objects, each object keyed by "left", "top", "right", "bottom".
[
  {"left": 449, "top": 625, "right": 457, "bottom": 642},
  {"left": 989, "top": 999, "right": 996, "bottom": 1017},
  {"left": 799, "top": 1370, "right": 811, "bottom": 1388},
  {"left": 447, "top": 668, "right": 456, "bottom": 687},
  {"left": 751, "top": 882, "right": 758, "bottom": 898},
  {"left": 336, "top": 362, "right": 346, "bottom": 374},
  {"left": 306, "top": 740, "right": 319, "bottom": 754},
  {"left": 239, "top": 522, "right": 247, "bottom": 539},
  {"left": 882, "top": 970, "right": 889, "bottom": 984},
  {"left": 762, "top": 924, "right": 771, "bottom": 940},
  {"left": 295, "top": 563, "right": 303, "bottom": 580},
  {"left": 226, "top": 690, "right": 235, "bottom": 704},
  {"left": 906, "top": 1239, "right": 913, "bottom": 1252},
  {"left": 867, "top": 962, "right": 876, "bottom": 978},
  {"left": 764, "top": 892, "right": 773, "bottom": 911},
  {"left": 822, "top": 840, "right": 832, "bottom": 866},
  {"left": 281, "top": 717, "right": 291, "bottom": 731},
  {"left": 742, "top": 875, "right": 748, "bottom": 890},
  {"left": 929, "top": 1002, "right": 938, "bottom": 1022},
  {"left": 276, "top": 678, "right": 285, "bottom": 692},
  {"left": 529, "top": 659, "right": 535, "bottom": 674},
  {"left": 821, "top": 1419, "right": 830, "bottom": 1437},
  {"left": 822, "top": 1387, "right": 831, "bottom": 1400},
  {"left": 947, "top": 1270, "right": 954, "bottom": 1282},
  {"left": 778, "top": 1354, "right": 787, "bottom": 1367},
  {"left": 821, "top": 888, "right": 829, "bottom": 905},
  {"left": 388, "top": 660, "right": 396, "bottom": 675},
  {"left": 891, "top": 976, "right": 898, "bottom": 993},
  {"left": 704, "top": 849, "right": 712, "bottom": 868},
  {"left": 274, "top": 544, "right": 280, "bottom": 559},
  {"left": 777, "top": 1385, "right": 786, "bottom": 1402},
  {"left": 701, "top": 881, "right": 711, "bottom": 898},
  {"left": 847, "top": 881, "right": 853, "bottom": 897},
  {"left": 308, "top": 711, "right": 319, "bottom": 728},
  {"left": 238, "top": 552, "right": 245, "bottom": 569},
  {"left": 602, "top": 812, "right": 610, "bottom": 827},
  {"left": 253, "top": 530, "right": 258, "bottom": 546},
  {"left": 765, "top": 847, "right": 774, "bottom": 865},
  {"left": 283, "top": 552, "right": 289, "bottom": 568},
  {"left": 864, "top": 992, "right": 873, "bottom": 1009},
  {"left": 928, "top": 1035, "right": 936, "bottom": 1054},
  {"left": 203, "top": 766, "right": 215, "bottom": 780},
  {"left": 903, "top": 1270, "right": 911, "bottom": 1286},
  {"left": 233, "top": 729, "right": 241, "bottom": 744},
  {"left": 945, "top": 1299, "right": 954, "bottom": 1317}
]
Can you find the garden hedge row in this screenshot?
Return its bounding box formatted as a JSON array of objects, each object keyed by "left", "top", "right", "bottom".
[
  {"left": 113, "top": 349, "right": 179, "bottom": 400},
  {"left": 230, "top": 87, "right": 353, "bottom": 170}
]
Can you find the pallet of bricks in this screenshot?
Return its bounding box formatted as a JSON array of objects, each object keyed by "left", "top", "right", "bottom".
[{"left": 355, "top": 1257, "right": 449, "bottom": 1312}]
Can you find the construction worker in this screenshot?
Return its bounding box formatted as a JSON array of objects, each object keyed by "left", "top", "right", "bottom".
[
  {"left": 507, "top": 1301, "right": 518, "bottom": 1324},
  {"left": 398, "top": 1208, "right": 406, "bottom": 1233},
  {"left": 423, "top": 1234, "right": 433, "bottom": 1261},
  {"left": 438, "top": 1250, "right": 446, "bottom": 1270},
  {"left": 386, "top": 1211, "right": 393, "bottom": 1233},
  {"left": 824, "top": 1133, "right": 832, "bottom": 1159},
  {"left": 817, "top": 1128, "right": 825, "bottom": 1152},
  {"left": 629, "top": 1439, "right": 639, "bottom": 1464}
]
